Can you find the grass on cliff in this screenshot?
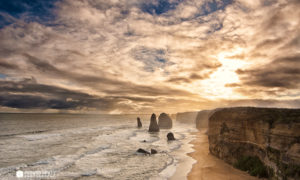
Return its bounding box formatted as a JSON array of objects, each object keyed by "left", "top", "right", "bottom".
[
  {"left": 234, "top": 156, "right": 268, "bottom": 178},
  {"left": 280, "top": 163, "right": 300, "bottom": 179}
]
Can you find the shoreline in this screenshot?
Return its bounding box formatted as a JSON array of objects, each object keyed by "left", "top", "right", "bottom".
[
  {"left": 167, "top": 130, "right": 197, "bottom": 180},
  {"left": 187, "top": 130, "right": 259, "bottom": 180}
]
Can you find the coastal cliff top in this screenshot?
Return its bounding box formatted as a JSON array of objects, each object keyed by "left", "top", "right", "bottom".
[{"left": 210, "top": 107, "right": 300, "bottom": 124}]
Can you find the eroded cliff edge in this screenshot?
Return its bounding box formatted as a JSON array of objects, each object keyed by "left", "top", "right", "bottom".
[
  {"left": 208, "top": 107, "right": 300, "bottom": 179},
  {"left": 176, "top": 111, "right": 198, "bottom": 124}
]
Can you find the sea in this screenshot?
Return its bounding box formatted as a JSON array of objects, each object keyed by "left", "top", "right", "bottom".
[{"left": 0, "top": 113, "right": 197, "bottom": 180}]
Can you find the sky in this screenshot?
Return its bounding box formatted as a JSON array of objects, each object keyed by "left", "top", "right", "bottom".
[{"left": 0, "top": 0, "right": 300, "bottom": 114}]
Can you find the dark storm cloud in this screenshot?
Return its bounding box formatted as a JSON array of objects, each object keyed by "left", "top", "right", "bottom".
[
  {"left": 236, "top": 54, "right": 300, "bottom": 89},
  {"left": 0, "top": 72, "right": 196, "bottom": 110},
  {"left": 0, "top": 78, "right": 90, "bottom": 99},
  {"left": 0, "top": 94, "right": 79, "bottom": 109},
  {"left": 0, "top": 79, "right": 151, "bottom": 110},
  {"left": 0, "top": 78, "right": 200, "bottom": 113},
  {"left": 0, "top": 60, "right": 19, "bottom": 70}
]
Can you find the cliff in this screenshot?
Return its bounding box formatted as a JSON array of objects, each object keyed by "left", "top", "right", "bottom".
[
  {"left": 208, "top": 107, "right": 300, "bottom": 179},
  {"left": 176, "top": 110, "right": 215, "bottom": 129},
  {"left": 176, "top": 111, "right": 198, "bottom": 124},
  {"left": 195, "top": 109, "right": 216, "bottom": 129}
]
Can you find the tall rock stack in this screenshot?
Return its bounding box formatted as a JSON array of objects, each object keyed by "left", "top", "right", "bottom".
[
  {"left": 137, "top": 117, "right": 142, "bottom": 128},
  {"left": 148, "top": 113, "right": 159, "bottom": 132},
  {"left": 158, "top": 113, "right": 172, "bottom": 129}
]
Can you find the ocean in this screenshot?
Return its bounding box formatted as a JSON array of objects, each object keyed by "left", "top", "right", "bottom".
[{"left": 0, "top": 113, "right": 197, "bottom": 179}]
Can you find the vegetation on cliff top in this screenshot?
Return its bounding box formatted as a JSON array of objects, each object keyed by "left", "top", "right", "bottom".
[
  {"left": 234, "top": 155, "right": 269, "bottom": 178},
  {"left": 280, "top": 163, "right": 300, "bottom": 179}
]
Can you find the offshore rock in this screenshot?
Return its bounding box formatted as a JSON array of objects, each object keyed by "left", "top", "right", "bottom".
[
  {"left": 136, "top": 148, "right": 150, "bottom": 155},
  {"left": 158, "top": 113, "right": 172, "bottom": 129},
  {"left": 148, "top": 113, "right": 159, "bottom": 132},
  {"left": 167, "top": 132, "right": 175, "bottom": 141},
  {"left": 151, "top": 149, "right": 157, "bottom": 154},
  {"left": 137, "top": 117, "right": 142, "bottom": 128}
]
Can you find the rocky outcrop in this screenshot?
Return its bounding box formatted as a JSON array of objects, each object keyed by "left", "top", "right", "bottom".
[
  {"left": 176, "top": 111, "right": 198, "bottom": 124},
  {"left": 167, "top": 132, "right": 175, "bottom": 141},
  {"left": 208, "top": 107, "right": 300, "bottom": 179},
  {"left": 148, "top": 113, "right": 159, "bottom": 132},
  {"left": 151, "top": 149, "right": 157, "bottom": 154},
  {"left": 137, "top": 117, "right": 142, "bottom": 128},
  {"left": 137, "top": 148, "right": 150, "bottom": 155},
  {"left": 158, "top": 113, "right": 172, "bottom": 129}
]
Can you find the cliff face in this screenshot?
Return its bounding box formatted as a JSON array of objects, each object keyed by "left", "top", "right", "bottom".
[
  {"left": 195, "top": 110, "right": 216, "bottom": 129},
  {"left": 176, "top": 111, "right": 198, "bottom": 124},
  {"left": 208, "top": 107, "right": 300, "bottom": 179}
]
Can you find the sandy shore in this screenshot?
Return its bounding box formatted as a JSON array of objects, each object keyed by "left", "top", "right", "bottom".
[
  {"left": 187, "top": 130, "right": 259, "bottom": 180},
  {"left": 168, "top": 131, "right": 196, "bottom": 180}
]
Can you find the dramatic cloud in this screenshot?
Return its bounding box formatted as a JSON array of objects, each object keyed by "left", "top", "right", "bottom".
[
  {"left": 0, "top": 0, "right": 299, "bottom": 113},
  {"left": 237, "top": 55, "right": 300, "bottom": 89}
]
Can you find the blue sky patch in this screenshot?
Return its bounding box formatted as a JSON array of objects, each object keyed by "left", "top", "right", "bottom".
[
  {"left": 0, "top": 0, "right": 58, "bottom": 28},
  {"left": 141, "top": 0, "right": 183, "bottom": 15},
  {"left": 200, "top": 0, "right": 233, "bottom": 16}
]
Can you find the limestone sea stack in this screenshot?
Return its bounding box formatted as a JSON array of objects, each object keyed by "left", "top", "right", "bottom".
[
  {"left": 148, "top": 113, "right": 159, "bottom": 132},
  {"left": 158, "top": 113, "right": 172, "bottom": 129},
  {"left": 137, "top": 117, "right": 142, "bottom": 128}
]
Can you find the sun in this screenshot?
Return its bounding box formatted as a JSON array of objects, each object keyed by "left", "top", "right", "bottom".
[{"left": 200, "top": 50, "right": 248, "bottom": 99}]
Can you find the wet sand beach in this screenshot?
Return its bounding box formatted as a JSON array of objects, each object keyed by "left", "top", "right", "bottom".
[{"left": 187, "top": 130, "right": 259, "bottom": 180}]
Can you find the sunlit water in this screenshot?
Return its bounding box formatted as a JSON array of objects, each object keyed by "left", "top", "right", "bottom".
[{"left": 0, "top": 113, "right": 196, "bottom": 179}]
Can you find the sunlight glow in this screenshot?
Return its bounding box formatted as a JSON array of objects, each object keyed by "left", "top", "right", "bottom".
[{"left": 200, "top": 49, "right": 248, "bottom": 99}]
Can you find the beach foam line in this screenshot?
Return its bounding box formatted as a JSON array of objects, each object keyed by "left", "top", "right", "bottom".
[
  {"left": 0, "top": 130, "right": 47, "bottom": 138},
  {"left": 169, "top": 130, "right": 197, "bottom": 180}
]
